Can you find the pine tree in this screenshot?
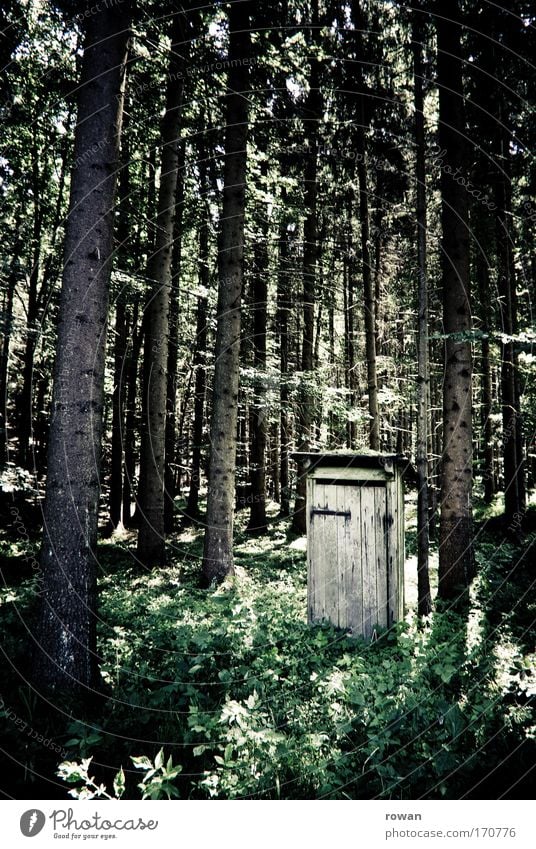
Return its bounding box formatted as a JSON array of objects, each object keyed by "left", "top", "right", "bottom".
[
  {"left": 32, "top": 4, "right": 130, "bottom": 694},
  {"left": 436, "top": 0, "right": 473, "bottom": 600},
  {"left": 202, "top": 0, "right": 252, "bottom": 584}
]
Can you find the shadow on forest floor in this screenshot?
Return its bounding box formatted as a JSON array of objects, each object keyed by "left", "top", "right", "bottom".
[{"left": 0, "top": 496, "right": 534, "bottom": 800}]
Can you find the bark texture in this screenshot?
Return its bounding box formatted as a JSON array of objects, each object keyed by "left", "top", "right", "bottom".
[
  {"left": 202, "top": 0, "right": 251, "bottom": 584},
  {"left": 292, "top": 36, "right": 322, "bottom": 535},
  {"left": 137, "top": 15, "right": 186, "bottom": 565},
  {"left": 248, "top": 161, "right": 269, "bottom": 534},
  {"left": 412, "top": 6, "right": 432, "bottom": 616},
  {"left": 185, "top": 148, "right": 210, "bottom": 520},
  {"left": 32, "top": 6, "right": 130, "bottom": 695},
  {"left": 351, "top": 0, "right": 379, "bottom": 452},
  {"left": 494, "top": 121, "right": 525, "bottom": 528},
  {"left": 277, "top": 202, "right": 291, "bottom": 517},
  {"left": 437, "top": 0, "right": 474, "bottom": 600}
]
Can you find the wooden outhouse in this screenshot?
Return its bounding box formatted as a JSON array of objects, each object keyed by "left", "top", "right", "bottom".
[{"left": 294, "top": 453, "right": 406, "bottom": 639}]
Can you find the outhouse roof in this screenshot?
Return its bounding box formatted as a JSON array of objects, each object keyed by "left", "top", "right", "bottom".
[{"left": 291, "top": 452, "right": 416, "bottom": 480}]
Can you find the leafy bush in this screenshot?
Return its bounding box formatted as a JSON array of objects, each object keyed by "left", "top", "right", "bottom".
[
  {"left": 2, "top": 520, "right": 534, "bottom": 799},
  {"left": 58, "top": 748, "right": 181, "bottom": 799}
]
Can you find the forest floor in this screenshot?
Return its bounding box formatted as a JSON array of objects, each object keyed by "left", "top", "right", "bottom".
[{"left": 0, "top": 492, "right": 534, "bottom": 800}]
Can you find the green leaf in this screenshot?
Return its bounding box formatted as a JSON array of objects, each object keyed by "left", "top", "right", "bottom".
[
  {"left": 131, "top": 755, "right": 152, "bottom": 770},
  {"left": 113, "top": 767, "right": 125, "bottom": 799}
]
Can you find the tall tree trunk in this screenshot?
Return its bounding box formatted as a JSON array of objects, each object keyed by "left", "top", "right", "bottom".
[
  {"left": 202, "top": 1, "right": 251, "bottom": 584},
  {"left": 109, "top": 121, "right": 131, "bottom": 530},
  {"left": 475, "top": 219, "right": 496, "bottom": 504},
  {"left": 291, "top": 41, "right": 322, "bottom": 534},
  {"left": 31, "top": 5, "right": 130, "bottom": 695},
  {"left": 277, "top": 204, "right": 291, "bottom": 517},
  {"left": 373, "top": 210, "right": 383, "bottom": 357},
  {"left": 248, "top": 164, "right": 269, "bottom": 534},
  {"left": 122, "top": 300, "right": 141, "bottom": 527},
  {"left": 356, "top": 130, "right": 379, "bottom": 451},
  {"left": 185, "top": 149, "right": 210, "bottom": 520},
  {"left": 494, "top": 120, "right": 525, "bottom": 527},
  {"left": 344, "top": 216, "right": 358, "bottom": 448},
  {"left": 164, "top": 141, "right": 185, "bottom": 533},
  {"left": 0, "top": 222, "right": 22, "bottom": 468},
  {"left": 412, "top": 6, "right": 432, "bottom": 616},
  {"left": 17, "top": 136, "right": 43, "bottom": 468},
  {"left": 351, "top": 0, "right": 379, "bottom": 452},
  {"left": 137, "top": 15, "right": 186, "bottom": 565},
  {"left": 109, "top": 297, "right": 128, "bottom": 529},
  {"left": 429, "top": 350, "right": 441, "bottom": 539},
  {"left": 437, "top": 0, "right": 473, "bottom": 600},
  {"left": 18, "top": 124, "right": 70, "bottom": 469}
]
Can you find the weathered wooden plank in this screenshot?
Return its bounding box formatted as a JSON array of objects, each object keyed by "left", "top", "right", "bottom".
[
  {"left": 321, "top": 487, "right": 339, "bottom": 625},
  {"left": 311, "top": 466, "right": 389, "bottom": 482},
  {"left": 361, "top": 486, "right": 377, "bottom": 639},
  {"left": 306, "top": 475, "right": 315, "bottom": 624},
  {"left": 306, "top": 459, "right": 404, "bottom": 639},
  {"left": 333, "top": 485, "right": 352, "bottom": 629},
  {"left": 397, "top": 467, "right": 405, "bottom": 620},
  {"left": 312, "top": 478, "right": 386, "bottom": 488},
  {"left": 346, "top": 485, "right": 363, "bottom": 636},
  {"left": 375, "top": 485, "right": 388, "bottom": 629},
  {"left": 385, "top": 476, "right": 398, "bottom": 627},
  {"left": 309, "top": 481, "right": 326, "bottom": 623}
]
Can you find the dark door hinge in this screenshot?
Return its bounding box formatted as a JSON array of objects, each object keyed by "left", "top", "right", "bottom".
[{"left": 310, "top": 508, "right": 351, "bottom": 519}]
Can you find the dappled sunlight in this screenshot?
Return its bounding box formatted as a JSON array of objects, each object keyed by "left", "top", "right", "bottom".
[{"left": 1, "top": 525, "right": 534, "bottom": 799}]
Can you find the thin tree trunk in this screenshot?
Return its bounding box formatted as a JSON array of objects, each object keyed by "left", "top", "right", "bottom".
[
  {"left": 373, "top": 210, "right": 383, "bottom": 357},
  {"left": 292, "top": 42, "right": 322, "bottom": 534},
  {"left": 18, "top": 125, "right": 71, "bottom": 469},
  {"left": 356, "top": 133, "right": 379, "bottom": 451},
  {"left": 109, "top": 123, "right": 131, "bottom": 530},
  {"left": 271, "top": 419, "right": 280, "bottom": 503},
  {"left": 164, "top": 141, "right": 185, "bottom": 533},
  {"left": 109, "top": 298, "right": 128, "bottom": 529},
  {"left": 0, "top": 222, "right": 22, "bottom": 467},
  {"left": 137, "top": 15, "right": 186, "bottom": 565},
  {"left": 437, "top": 0, "right": 473, "bottom": 600},
  {"left": 475, "top": 221, "right": 496, "bottom": 504},
  {"left": 18, "top": 201, "right": 41, "bottom": 468},
  {"left": 248, "top": 163, "right": 269, "bottom": 534},
  {"left": 350, "top": 0, "right": 379, "bottom": 452},
  {"left": 277, "top": 197, "right": 291, "bottom": 517},
  {"left": 495, "top": 120, "right": 525, "bottom": 527},
  {"left": 202, "top": 1, "right": 251, "bottom": 584},
  {"left": 122, "top": 299, "right": 141, "bottom": 527},
  {"left": 32, "top": 5, "right": 129, "bottom": 695},
  {"left": 412, "top": 6, "right": 432, "bottom": 616},
  {"left": 185, "top": 150, "right": 210, "bottom": 520},
  {"left": 345, "top": 219, "right": 358, "bottom": 448},
  {"left": 235, "top": 401, "right": 249, "bottom": 510}
]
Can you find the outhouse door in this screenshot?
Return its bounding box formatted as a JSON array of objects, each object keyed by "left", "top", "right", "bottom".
[{"left": 306, "top": 470, "right": 397, "bottom": 638}]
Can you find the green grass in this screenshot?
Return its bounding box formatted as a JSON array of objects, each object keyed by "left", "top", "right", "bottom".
[{"left": 0, "top": 505, "right": 534, "bottom": 800}]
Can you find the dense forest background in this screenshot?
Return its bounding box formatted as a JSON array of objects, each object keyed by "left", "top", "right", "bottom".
[{"left": 0, "top": 0, "right": 534, "bottom": 800}]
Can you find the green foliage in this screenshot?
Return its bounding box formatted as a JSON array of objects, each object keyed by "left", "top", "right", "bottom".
[
  {"left": 2, "top": 522, "right": 534, "bottom": 799},
  {"left": 53, "top": 525, "right": 535, "bottom": 799},
  {"left": 131, "top": 749, "right": 182, "bottom": 799},
  {"left": 57, "top": 758, "right": 118, "bottom": 800},
  {"left": 57, "top": 749, "right": 181, "bottom": 800}
]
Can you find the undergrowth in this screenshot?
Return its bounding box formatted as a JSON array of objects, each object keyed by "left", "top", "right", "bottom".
[{"left": 0, "top": 517, "right": 534, "bottom": 800}]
